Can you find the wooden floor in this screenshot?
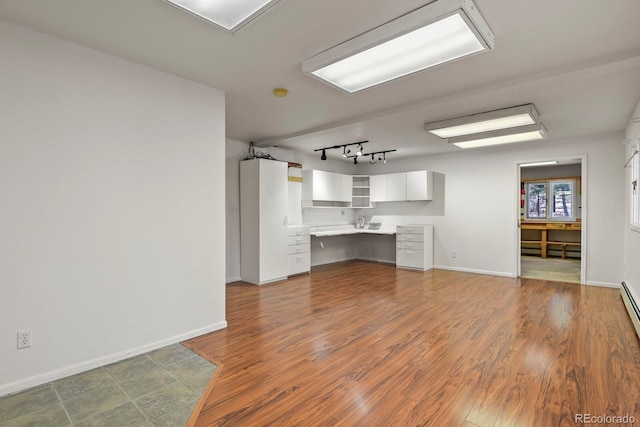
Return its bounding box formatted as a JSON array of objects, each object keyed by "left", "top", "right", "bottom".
[{"left": 184, "top": 261, "right": 640, "bottom": 426}]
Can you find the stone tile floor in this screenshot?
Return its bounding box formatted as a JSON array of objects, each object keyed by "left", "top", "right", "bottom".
[{"left": 0, "top": 344, "right": 216, "bottom": 427}]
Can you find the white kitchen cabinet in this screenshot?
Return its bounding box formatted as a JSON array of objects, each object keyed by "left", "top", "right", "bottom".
[
  {"left": 396, "top": 225, "right": 433, "bottom": 271},
  {"left": 302, "top": 170, "right": 352, "bottom": 203},
  {"left": 406, "top": 170, "right": 433, "bottom": 201},
  {"left": 352, "top": 175, "right": 371, "bottom": 208},
  {"left": 288, "top": 225, "right": 310, "bottom": 275},
  {"left": 240, "top": 159, "right": 289, "bottom": 285},
  {"left": 387, "top": 172, "right": 407, "bottom": 201},
  {"left": 370, "top": 174, "right": 388, "bottom": 202}
]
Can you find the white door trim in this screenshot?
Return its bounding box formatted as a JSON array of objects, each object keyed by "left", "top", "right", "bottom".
[{"left": 514, "top": 154, "right": 587, "bottom": 284}]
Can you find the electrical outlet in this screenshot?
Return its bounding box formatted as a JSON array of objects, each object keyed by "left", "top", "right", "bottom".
[
  {"left": 17, "top": 330, "right": 32, "bottom": 349},
  {"left": 451, "top": 250, "right": 457, "bottom": 258}
]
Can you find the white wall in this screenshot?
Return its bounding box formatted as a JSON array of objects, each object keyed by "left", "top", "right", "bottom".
[
  {"left": 226, "top": 139, "right": 249, "bottom": 282},
  {"left": 0, "top": 20, "right": 226, "bottom": 396},
  {"left": 520, "top": 163, "right": 581, "bottom": 180},
  {"left": 625, "top": 100, "right": 640, "bottom": 304},
  {"left": 357, "top": 134, "right": 625, "bottom": 285}
]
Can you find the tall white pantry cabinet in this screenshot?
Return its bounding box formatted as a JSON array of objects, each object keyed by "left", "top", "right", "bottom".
[{"left": 240, "top": 159, "right": 288, "bottom": 285}]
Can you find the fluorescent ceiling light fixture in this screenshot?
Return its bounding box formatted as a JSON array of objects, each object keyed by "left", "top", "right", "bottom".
[
  {"left": 160, "top": 0, "right": 282, "bottom": 33},
  {"left": 424, "top": 104, "right": 540, "bottom": 138},
  {"left": 302, "top": 0, "right": 494, "bottom": 93},
  {"left": 450, "top": 124, "right": 546, "bottom": 149},
  {"left": 520, "top": 161, "right": 558, "bottom": 167}
]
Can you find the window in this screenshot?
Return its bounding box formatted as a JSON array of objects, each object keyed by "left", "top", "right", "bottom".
[
  {"left": 631, "top": 142, "right": 640, "bottom": 231},
  {"left": 526, "top": 182, "right": 547, "bottom": 219},
  {"left": 550, "top": 180, "right": 574, "bottom": 219},
  {"left": 525, "top": 179, "right": 577, "bottom": 221}
]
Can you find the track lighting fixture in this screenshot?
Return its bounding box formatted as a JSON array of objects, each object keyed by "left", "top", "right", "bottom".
[
  {"left": 363, "top": 149, "right": 396, "bottom": 164},
  {"left": 314, "top": 141, "right": 369, "bottom": 161},
  {"left": 314, "top": 142, "right": 396, "bottom": 164}
]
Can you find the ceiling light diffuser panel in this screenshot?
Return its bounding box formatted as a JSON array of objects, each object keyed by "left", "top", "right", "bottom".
[
  {"left": 424, "top": 104, "right": 540, "bottom": 138},
  {"left": 302, "top": 0, "right": 495, "bottom": 93},
  {"left": 449, "top": 124, "right": 547, "bottom": 149},
  {"left": 161, "top": 0, "right": 282, "bottom": 33}
]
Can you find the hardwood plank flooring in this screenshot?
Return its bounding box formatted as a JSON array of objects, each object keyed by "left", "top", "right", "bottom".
[{"left": 183, "top": 261, "right": 640, "bottom": 426}]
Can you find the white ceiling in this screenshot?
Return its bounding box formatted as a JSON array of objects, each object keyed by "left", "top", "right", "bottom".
[{"left": 2, "top": 0, "right": 640, "bottom": 160}]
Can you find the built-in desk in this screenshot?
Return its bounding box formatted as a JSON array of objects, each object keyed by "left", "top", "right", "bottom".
[
  {"left": 309, "top": 224, "right": 396, "bottom": 237},
  {"left": 521, "top": 221, "right": 581, "bottom": 258},
  {"left": 309, "top": 224, "right": 432, "bottom": 268}
]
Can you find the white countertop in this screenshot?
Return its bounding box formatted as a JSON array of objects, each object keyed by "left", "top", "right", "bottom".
[{"left": 310, "top": 224, "right": 396, "bottom": 237}]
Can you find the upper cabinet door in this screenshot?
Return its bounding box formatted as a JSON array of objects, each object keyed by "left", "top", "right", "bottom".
[
  {"left": 370, "top": 175, "right": 388, "bottom": 202},
  {"left": 387, "top": 173, "right": 407, "bottom": 201},
  {"left": 304, "top": 170, "right": 351, "bottom": 202},
  {"left": 340, "top": 174, "right": 353, "bottom": 202},
  {"left": 311, "top": 170, "right": 338, "bottom": 201},
  {"left": 406, "top": 170, "right": 433, "bottom": 201}
]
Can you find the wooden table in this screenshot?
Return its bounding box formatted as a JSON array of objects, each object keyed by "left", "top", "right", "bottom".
[{"left": 521, "top": 221, "right": 581, "bottom": 258}]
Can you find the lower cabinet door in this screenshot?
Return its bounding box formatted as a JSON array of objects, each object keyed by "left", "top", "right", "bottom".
[
  {"left": 396, "top": 248, "right": 425, "bottom": 270},
  {"left": 288, "top": 253, "right": 310, "bottom": 275}
]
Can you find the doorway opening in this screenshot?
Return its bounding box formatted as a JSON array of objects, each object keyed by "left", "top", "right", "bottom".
[{"left": 517, "top": 157, "right": 586, "bottom": 284}]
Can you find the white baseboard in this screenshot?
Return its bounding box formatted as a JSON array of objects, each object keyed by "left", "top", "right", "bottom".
[
  {"left": 434, "top": 265, "right": 515, "bottom": 278},
  {"left": 226, "top": 276, "right": 241, "bottom": 283},
  {"left": 586, "top": 281, "right": 621, "bottom": 288},
  {"left": 0, "top": 321, "right": 227, "bottom": 398}
]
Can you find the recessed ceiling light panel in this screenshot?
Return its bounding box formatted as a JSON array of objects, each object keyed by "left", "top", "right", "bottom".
[
  {"left": 161, "top": 0, "right": 283, "bottom": 33},
  {"left": 302, "top": 0, "right": 494, "bottom": 93},
  {"left": 520, "top": 161, "right": 559, "bottom": 167}
]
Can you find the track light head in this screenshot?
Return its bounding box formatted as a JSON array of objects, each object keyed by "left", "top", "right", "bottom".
[
  {"left": 383, "top": 153, "right": 387, "bottom": 164},
  {"left": 321, "top": 149, "right": 327, "bottom": 160},
  {"left": 356, "top": 145, "right": 363, "bottom": 156},
  {"left": 353, "top": 157, "right": 358, "bottom": 165},
  {"left": 370, "top": 156, "right": 376, "bottom": 164},
  {"left": 343, "top": 147, "right": 351, "bottom": 158}
]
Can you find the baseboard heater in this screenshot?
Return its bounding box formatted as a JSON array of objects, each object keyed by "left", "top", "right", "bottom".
[{"left": 621, "top": 281, "right": 640, "bottom": 340}]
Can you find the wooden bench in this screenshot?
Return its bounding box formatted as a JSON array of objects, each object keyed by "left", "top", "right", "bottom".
[{"left": 546, "top": 241, "right": 581, "bottom": 259}]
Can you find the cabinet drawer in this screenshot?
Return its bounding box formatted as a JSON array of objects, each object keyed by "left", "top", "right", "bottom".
[
  {"left": 396, "top": 233, "right": 424, "bottom": 243},
  {"left": 288, "top": 235, "right": 310, "bottom": 245},
  {"left": 397, "top": 241, "right": 423, "bottom": 250},
  {"left": 396, "top": 248, "right": 425, "bottom": 269},
  {"left": 397, "top": 226, "right": 424, "bottom": 235},
  {"left": 288, "top": 253, "right": 310, "bottom": 275},
  {"left": 287, "top": 226, "right": 310, "bottom": 237},
  {"left": 287, "top": 243, "right": 310, "bottom": 255}
]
